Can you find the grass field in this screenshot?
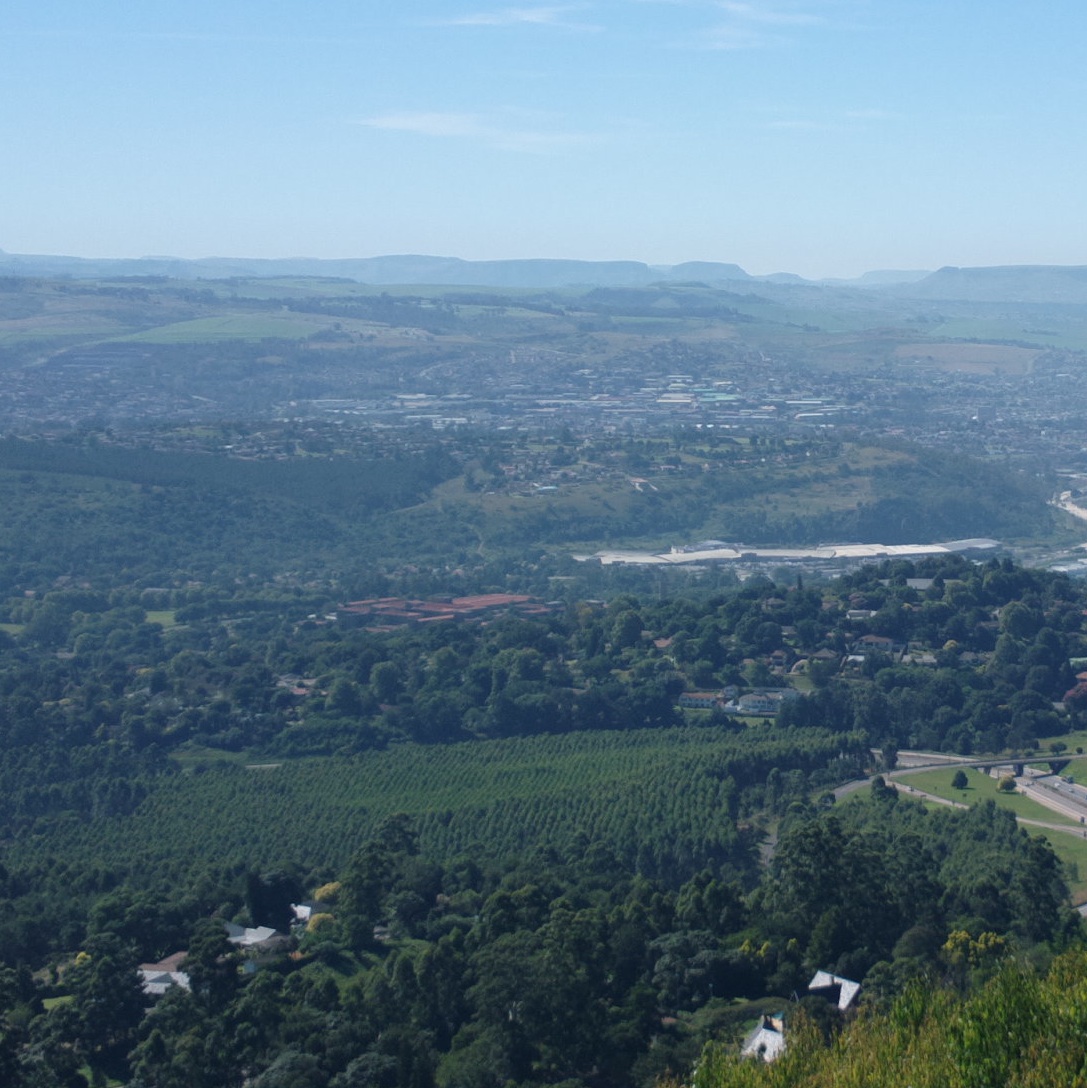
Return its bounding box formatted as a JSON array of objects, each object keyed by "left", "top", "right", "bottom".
[
  {"left": 894, "top": 767, "right": 1087, "bottom": 899},
  {"left": 144, "top": 610, "right": 176, "bottom": 628},
  {"left": 1037, "top": 728, "right": 1087, "bottom": 753},
  {"left": 892, "top": 341, "right": 1041, "bottom": 375},
  {"left": 1044, "top": 834, "right": 1087, "bottom": 901},
  {"left": 118, "top": 314, "right": 324, "bottom": 343},
  {"left": 925, "top": 318, "right": 1087, "bottom": 352}
]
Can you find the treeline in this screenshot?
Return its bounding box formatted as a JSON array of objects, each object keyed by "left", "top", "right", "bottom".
[{"left": 0, "top": 436, "right": 458, "bottom": 586}]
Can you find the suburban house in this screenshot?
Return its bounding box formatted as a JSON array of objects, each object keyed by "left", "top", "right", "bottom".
[
  {"left": 807, "top": 970, "right": 862, "bottom": 1011},
  {"left": 224, "top": 923, "right": 282, "bottom": 950},
  {"left": 740, "top": 1014, "right": 786, "bottom": 1062},
  {"left": 851, "top": 634, "right": 904, "bottom": 656},
  {"left": 291, "top": 900, "right": 332, "bottom": 924},
  {"left": 724, "top": 689, "right": 800, "bottom": 717},
  {"left": 678, "top": 691, "right": 725, "bottom": 710},
  {"left": 139, "top": 951, "right": 190, "bottom": 997}
]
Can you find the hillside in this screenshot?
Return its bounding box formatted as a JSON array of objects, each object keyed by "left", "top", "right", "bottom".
[
  {"left": 0, "top": 543, "right": 1084, "bottom": 1086},
  {"left": 693, "top": 949, "right": 1087, "bottom": 1088},
  {"left": 0, "top": 432, "right": 1064, "bottom": 598},
  {"left": 899, "top": 264, "right": 1087, "bottom": 303}
]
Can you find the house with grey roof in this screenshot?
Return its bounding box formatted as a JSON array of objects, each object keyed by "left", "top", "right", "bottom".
[
  {"left": 807, "top": 970, "right": 861, "bottom": 1011},
  {"left": 740, "top": 1013, "right": 786, "bottom": 1062}
]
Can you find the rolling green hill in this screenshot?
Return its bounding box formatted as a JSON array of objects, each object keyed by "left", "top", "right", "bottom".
[{"left": 0, "top": 432, "right": 1064, "bottom": 594}]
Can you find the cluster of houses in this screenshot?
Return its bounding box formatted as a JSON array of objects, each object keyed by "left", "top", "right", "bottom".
[
  {"left": 675, "top": 586, "right": 1009, "bottom": 718},
  {"left": 138, "top": 902, "right": 330, "bottom": 998},
  {"left": 741, "top": 970, "right": 862, "bottom": 1062},
  {"left": 678, "top": 687, "right": 801, "bottom": 717}
]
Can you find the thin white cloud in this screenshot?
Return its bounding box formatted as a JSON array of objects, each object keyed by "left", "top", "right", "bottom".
[
  {"left": 844, "top": 108, "right": 897, "bottom": 121},
  {"left": 428, "top": 5, "right": 603, "bottom": 31},
  {"left": 362, "top": 112, "right": 487, "bottom": 138},
  {"left": 759, "top": 106, "right": 898, "bottom": 131},
  {"left": 678, "top": 0, "right": 831, "bottom": 49},
  {"left": 766, "top": 118, "right": 834, "bottom": 130},
  {"left": 700, "top": 23, "right": 768, "bottom": 49},
  {"left": 717, "top": 2, "right": 821, "bottom": 26},
  {"left": 357, "top": 110, "right": 592, "bottom": 153}
]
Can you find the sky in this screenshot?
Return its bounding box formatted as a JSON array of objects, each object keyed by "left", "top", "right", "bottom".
[{"left": 3, "top": 1, "right": 1087, "bottom": 279}]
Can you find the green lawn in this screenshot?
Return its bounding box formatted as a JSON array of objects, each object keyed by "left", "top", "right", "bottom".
[
  {"left": 895, "top": 767, "right": 1082, "bottom": 827},
  {"left": 0, "top": 622, "right": 23, "bottom": 636},
  {"left": 1036, "top": 728, "right": 1087, "bottom": 754},
  {"left": 144, "top": 610, "right": 176, "bottom": 628}
]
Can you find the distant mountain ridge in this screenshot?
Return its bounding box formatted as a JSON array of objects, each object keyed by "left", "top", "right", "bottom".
[
  {"left": 0, "top": 248, "right": 922, "bottom": 290},
  {"left": 4, "top": 248, "right": 1086, "bottom": 301},
  {"left": 0, "top": 250, "right": 758, "bottom": 288}
]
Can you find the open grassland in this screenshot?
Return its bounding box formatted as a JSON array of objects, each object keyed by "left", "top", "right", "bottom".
[
  {"left": 1037, "top": 728, "right": 1087, "bottom": 752},
  {"left": 927, "top": 317, "right": 1087, "bottom": 352},
  {"left": 117, "top": 314, "right": 327, "bottom": 343},
  {"left": 893, "top": 341, "right": 1042, "bottom": 375},
  {"left": 0, "top": 324, "right": 134, "bottom": 344},
  {"left": 1044, "top": 834, "right": 1087, "bottom": 900}
]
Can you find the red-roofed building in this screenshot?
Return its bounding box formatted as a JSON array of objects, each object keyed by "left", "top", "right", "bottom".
[{"left": 337, "top": 594, "right": 551, "bottom": 628}]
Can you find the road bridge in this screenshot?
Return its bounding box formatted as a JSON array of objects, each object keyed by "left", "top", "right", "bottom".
[{"left": 879, "top": 750, "right": 1072, "bottom": 778}]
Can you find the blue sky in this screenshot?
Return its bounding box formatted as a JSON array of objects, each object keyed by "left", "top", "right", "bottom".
[{"left": 3, "top": 1, "right": 1087, "bottom": 278}]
